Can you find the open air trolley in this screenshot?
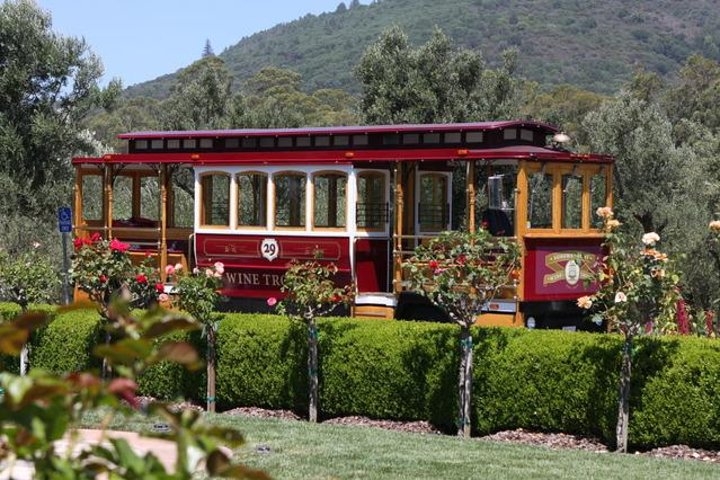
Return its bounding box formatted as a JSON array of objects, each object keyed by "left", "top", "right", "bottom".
[{"left": 72, "top": 120, "right": 613, "bottom": 330}]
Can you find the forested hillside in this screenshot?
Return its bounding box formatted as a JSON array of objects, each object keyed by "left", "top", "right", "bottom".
[{"left": 126, "top": 0, "right": 720, "bottom": 98}]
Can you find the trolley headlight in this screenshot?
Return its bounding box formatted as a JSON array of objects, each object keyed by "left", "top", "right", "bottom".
[{"left": 526, "top": 316, "right": 536, "bottom": 329}]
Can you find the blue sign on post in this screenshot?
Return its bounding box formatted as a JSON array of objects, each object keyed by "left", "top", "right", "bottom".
[{"left": 58, "top": 206, "right": 72, "bottom": 233}]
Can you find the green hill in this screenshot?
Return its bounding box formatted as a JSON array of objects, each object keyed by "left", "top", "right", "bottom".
[{"left": 125, "top": 0, "right": 720, "bottom": 98}]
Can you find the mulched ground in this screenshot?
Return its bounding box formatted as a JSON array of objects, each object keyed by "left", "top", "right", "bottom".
[{"left": 219, "top": 406, "right": 720, "bottom": 464}]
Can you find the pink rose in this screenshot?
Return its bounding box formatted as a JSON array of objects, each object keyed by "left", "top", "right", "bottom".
[
  {"left": 165, "top": 264, "right": 176, "bottom": 276},
  {"left": 267, "top": 297, "right": 277, "bottom": 307}
]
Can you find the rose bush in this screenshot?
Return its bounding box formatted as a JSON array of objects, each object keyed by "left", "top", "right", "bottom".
[
  {"left": 578, "top": 207, "right": 680, "bottom": 453},
  {"left": 166, "top": 261, "right": 224, "bottom": 412},
  {"left": 273, "top": 255, "right": 354, "bottom": 423}
]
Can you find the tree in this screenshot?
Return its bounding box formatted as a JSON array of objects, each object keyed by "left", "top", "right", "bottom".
[
  {"left": 168, "top": 262, "right": 224, "bottom": 413},
  {"left": 0, "top": 0, "right": 116, "bottom": 198},
  {"left": 403, "top": 230, "right": 519, "bottom": 437},
  {"left": 582, "top": 92, "right": 686, "bottom": 235},
  {"left": 202, "top": 38, "right": 215, "bottom": 57},
  {"left": 275, "top": 256, "right": 354, "bottom": 423},
  {"left": 162, "top": 56, "right": 234, "bottom": 130},
  {"left": 522, "top": 84, "right": 607, "bottom": 147},
  {"left": 0, "top": 241, "right": 59, "bottom": 375},
  {"left": 663, "top": 55, "right": 720, "bottom": 132},
  {"left": 355, "top": 26, "right": 524, "bottom": 124},
  {"left": 578, "top": 208, "right": 679, "bottom": 452},
  {"left": 231, "top": 67, "right": 358, "bottom": 128}
]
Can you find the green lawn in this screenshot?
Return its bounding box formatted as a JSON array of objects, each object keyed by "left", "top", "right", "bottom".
[{"left": 86, "top": 412, "right": 719, "bottom": 479}]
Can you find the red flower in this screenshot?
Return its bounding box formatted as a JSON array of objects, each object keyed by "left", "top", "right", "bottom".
[
  {"left": 99, "top": 274, "right": 108, "bottom": 283},
  {"left": 456, "top": 255, "right": 466, "bottom": 265},
  {"left": 73, "top": 237, "right": 90, "bottom": 250},
  {"left": 90, "top": 232, "right": 102, "bottom": 243},
  {"left": 109, "top": 238, "right": 130, "bottom": 253},
  {"left": 135, "top": 274, "right": 147, "bottom": 284},
  {"left": 428, "top": 260, "right": 439, "bottom": 270},
  {"left": 155, "top": 282, "right": 164, "bottom": 293}
]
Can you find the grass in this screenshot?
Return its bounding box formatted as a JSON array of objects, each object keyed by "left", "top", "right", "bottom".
[{"left": 80, "top": 411, "right": 720, "bottom": 479}]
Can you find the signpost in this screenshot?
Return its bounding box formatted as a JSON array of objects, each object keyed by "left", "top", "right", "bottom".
[{"left": 58, "top": 207, "right": 72, "bottom": 304}]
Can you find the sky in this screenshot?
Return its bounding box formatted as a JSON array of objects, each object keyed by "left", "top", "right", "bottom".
[{"left": 35, "top": 0, "right": 355, "bottom": 87}]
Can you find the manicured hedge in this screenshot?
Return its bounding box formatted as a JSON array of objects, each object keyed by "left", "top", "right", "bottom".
[
  {"left": 31, "top": 307, "right": 103, "bottom": 374},
  {"left": 11, "top": 307, "right": 720, "bottom": 449}
]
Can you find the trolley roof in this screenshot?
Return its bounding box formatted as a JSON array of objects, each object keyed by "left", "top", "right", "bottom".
[{"left": 74, "top": 120, "right": 614, "bottom": 166}]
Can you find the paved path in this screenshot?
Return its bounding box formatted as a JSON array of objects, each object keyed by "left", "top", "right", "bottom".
[{"left": 0, "top": 429, "right": 178, "bottom": 479}]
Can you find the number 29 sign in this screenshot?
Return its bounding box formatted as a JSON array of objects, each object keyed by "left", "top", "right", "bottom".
[{"left": 261, "top": 238, "right": 279, "bottom": 261}]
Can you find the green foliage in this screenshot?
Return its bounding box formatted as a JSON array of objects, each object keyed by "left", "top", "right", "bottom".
[
  {"left": 0, "top": 305, "right": 267, "bottom": 479},
  {"left": 0, "top": 243, "right": 60, "bottom": 311},
  {"left": 474, "top": 330, "right": 619, "bottom": 438},
  {"left": 403, "top": 229, "right": 520, "bottom": 328},
  {"left": 630, "top": 336, "right": 720, "bottom": 447},
  {"left": 162, "top": 56, "right": 235, "bottom": 130},
  {"left": 169, "top": 262, "right": 223, "bottom": 328},
  {"left": 356, "top": 26, "right": 524, "bottom": 124},
  {"left": 31, "top": 307, "right": 103, "bottom": 374},
  {"left": 214, "top": 314, "right": 306, "bottom": 411},
  {"left": 70, "top": 235, "right": 162, "bottom": 318},
  {"left": 578, "top": 209, "right": 680, "bottom": 335},
  {"left": 15, "top": 309, "right": 720, "bottom": 449},
  {"left": 276, "top": 258, "right": 354, "bottom": 322},
  {"left": 320, "top": 319, "right": 459, "bottom": 430},
  {"left": 126, "top": 0, "right": 720, "bottom": 100}
]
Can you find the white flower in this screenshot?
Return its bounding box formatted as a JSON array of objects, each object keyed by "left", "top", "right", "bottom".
[
  {"left": 710, "top": 220, "right": 720, "bottom": 232},
  {"left": 641, "top": 232, "right": 660, "bottom": 246},
  {"left": 577, "top": 295, "right": 593, "bottom": 309},
  {"left": 614, "top": 291, "right": 627, "bottom": 303}
]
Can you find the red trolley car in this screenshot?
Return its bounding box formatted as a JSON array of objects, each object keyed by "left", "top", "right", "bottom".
[{"left": 72, "top": 120, "right": 613, "bottom": 329}]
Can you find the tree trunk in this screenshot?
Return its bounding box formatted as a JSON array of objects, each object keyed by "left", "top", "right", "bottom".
[
  {"left": 102, "top": 330, "right": 112, "bottom": 381},
  {"left": 207, "top": 327, "right": 216, "bottom": 413},
  {"left": 616, "top": 336, "right": 632, "bottom": 453},
  {"left": 19, "top": 306, "right": 29, "bottom": 376},
  {"left": 20, "top": 342, "right": 29, "bottom": 376},
  {"left": 457, "top": 326, "right": 473, "bottom": 438},
  {"left": 308, "top": 319, "right": 319, "bottom": 423}
]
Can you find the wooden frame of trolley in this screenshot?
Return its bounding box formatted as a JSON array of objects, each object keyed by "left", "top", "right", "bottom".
[{"left": 72, "top": 120, "right": 613, "bottom": 330}]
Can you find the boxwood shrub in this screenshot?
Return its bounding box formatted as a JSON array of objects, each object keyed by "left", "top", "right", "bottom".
[
  {"left": 31, "top": 307, "right": 103, "bottom": 374},
  {"left": 15, "top": 307, "right": 720, "bottom": 449}
]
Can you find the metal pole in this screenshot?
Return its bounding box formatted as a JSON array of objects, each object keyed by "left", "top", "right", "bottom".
[{"left": 62, "top": 231, "right": 70, "bottom": 304}]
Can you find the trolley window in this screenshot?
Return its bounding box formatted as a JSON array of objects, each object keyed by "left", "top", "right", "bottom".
[
  {"left": 418, "top": 173, "right": 449, "bottom": 232},
  {"left": 561, "top": 174, "right": 583, "bottom": 229},
  {"left": 275, "top": 172, "right": 306, "bottom": 228},
  {"left": 200, "top": 173, "right": 230, "bottom": 226},
  {"left": 356, "top": 172, "right": 388, "bottom": 229},
  {"left": 81, "top": 174, "right": 103, "bottom": 221},
  {"left": 313, "top": 172, "right": 347, "bottom": 229},
  {"left": 528, "top": 171, "right": 552, "bottom": 229},
  {"left": 237, "top": 172, "right": 268, "bottom": 227},
  {"left": 591, "top": 172, "right": 607, "bottom": 227}
]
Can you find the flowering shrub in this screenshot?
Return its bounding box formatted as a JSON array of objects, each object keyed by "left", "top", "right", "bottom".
[
  {"left": 71, "top": 235, "right": 162, "bottom": 317},
  {"left": 274, "top": 259, "right": 354, "bottom": 320},
  {"left": 578, "top": 208, "right": 680, "bottom": 336},
  {"left": 168, "top": 262, "right": 224, "bottom": 326},
  {"left": 0, "top": 305, "right": 268, "bottom": 478},
  {"left": 577, "top": 207, "right": 680, "bottom": 453},
  {"left": 166, "top": 261, "right": 224, "bottom": 412},
  {"left": 403, "top": 229, "right": 520, "bottom": 437},
  {"left": 403, "top": 229, "right": 520, "bottom": 327}
]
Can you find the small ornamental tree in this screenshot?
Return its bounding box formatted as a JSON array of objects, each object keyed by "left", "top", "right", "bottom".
[
  {"left": 167, "top": 262, "right": 224, "bottom": 412},
  {"left": 577, "top": 207, "right": 680, "bottom": 453},
  {"left": 70, "top": 235, "right": 163, "bottom": 377},
  {"left": 0, "top": 241, "right": 59, "bottom": 375},
  {"left": 274, "top": 256, "right": 354, "bottom": 423},
  {"left": 403, "top": 229, "right": 520, "bottom": 437}
]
